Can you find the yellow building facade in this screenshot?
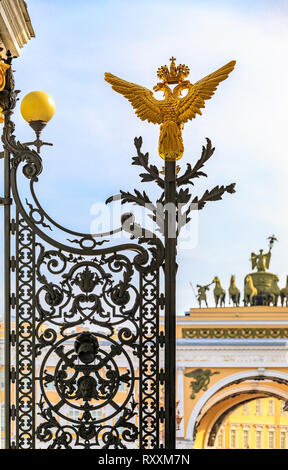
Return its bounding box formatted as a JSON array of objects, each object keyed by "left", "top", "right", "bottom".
[
  {"left": 173, "top": 306, "right": 288, "bottom": 449},
  {"left": 2, "top": 306, "right": 288, "bottom": 449},
  {"left": 216, "top": 397, "right": 288, "bottom": 449}
]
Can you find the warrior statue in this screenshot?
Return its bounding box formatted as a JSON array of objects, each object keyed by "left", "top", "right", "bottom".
[{"left": 196, "top": 283, "right": 211, "bottom": 308}]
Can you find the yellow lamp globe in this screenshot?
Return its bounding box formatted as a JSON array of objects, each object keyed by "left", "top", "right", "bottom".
[{"left": 20, "top": 91, "right": 55, "bottom": 123}]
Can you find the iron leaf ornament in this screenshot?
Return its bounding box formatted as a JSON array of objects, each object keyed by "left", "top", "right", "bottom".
[{"left": 107, "top": 136, "right": 236, "bottom": 241}]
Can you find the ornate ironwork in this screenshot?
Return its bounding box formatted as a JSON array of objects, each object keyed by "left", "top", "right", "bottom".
[
  {"left": 1, "top": 51, "right": 236, "bottom": 449},
  {"left": 10, "top": 208, "right": 163, "bottom": 449},
  {"left": 15, "top": 213, "right": 35, "bottom": 448},
  {"left": 1, "top": 54, "right": 165, "bottom": 450}
]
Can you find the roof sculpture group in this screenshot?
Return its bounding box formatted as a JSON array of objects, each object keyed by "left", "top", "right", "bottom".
[{"left": 191, "top": 236, "right": 288, "bottom": 308}]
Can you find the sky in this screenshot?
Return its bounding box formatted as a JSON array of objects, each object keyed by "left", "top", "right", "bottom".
[{"left": 2, "top": 0, "right": 288, "bottom": 313}]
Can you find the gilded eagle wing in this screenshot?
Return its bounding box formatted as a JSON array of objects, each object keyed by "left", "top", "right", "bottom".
[
  {"left": 105, "top": 73, "right": 163, "bottom": 124},
  {"left": 176, "top": 60, "right": 236, "bottom": 124}
]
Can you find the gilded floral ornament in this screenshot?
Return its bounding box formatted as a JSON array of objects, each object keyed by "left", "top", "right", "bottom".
[
  {"left": 0, "top": 54, "right": 11, "bottom": 123},
  {"left": 0, "top": 58, "right": 10, "bottom": 91},
  {"left": 105, "top": 57, "right": 236, "bottom": 161}
]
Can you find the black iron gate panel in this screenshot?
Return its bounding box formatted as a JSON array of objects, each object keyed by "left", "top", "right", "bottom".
[
  {"left": 9, "top": 197, "right": 163, "bottom": 450},
  {"left": 1, "top": 52, "right": 235, "bottom": 450},
  {"left": 1, "top": 63, "right": 164, "bottom": 448}
]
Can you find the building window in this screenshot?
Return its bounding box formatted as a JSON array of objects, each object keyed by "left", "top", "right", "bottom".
[
  {"left": 243, "top": 429, "right": 250, "bottom": 449},
  {"left": 268, "top": 400, "right": 275, "bottom": 416},
  {"left": 91, "top": 410, "right": 102, "bottom": 421},
  {"left": 280, "top": 431, "right": 287, "bottom": 449},
  {"left": 255, "top": 430, "right": 262, "bottom": 449},
  {"left": 243, "top": 403, "right": 249, "bottom": 415},
  {"left": 217, "top": 429, "right": 224, "bottom": 448},
  {"left": 255, "top": 399, "right": 262, "bottom": 415},
  {"left": 230, "top": 429, "right": 237, "bottom": 449},
  {"left": 268, "top": 430, "right": 275, "bottom": 449},
  {"left": 281, "top": 401, "right": 287, "bottom": 416},
  {"left": 69, "top": 408, "right": 81, "bottom": 421}
]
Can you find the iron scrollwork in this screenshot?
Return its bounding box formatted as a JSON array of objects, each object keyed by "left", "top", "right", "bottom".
[
  {"left": 1, "top": 52, "right": 164, "bottom": 449},
  {"left": 1, "top": 50, "right": 236, "bottom": 449}
]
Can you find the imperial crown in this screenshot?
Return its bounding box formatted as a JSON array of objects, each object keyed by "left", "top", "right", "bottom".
[{"left": 156, "top": 57, "right": 190, "bottom": 84}]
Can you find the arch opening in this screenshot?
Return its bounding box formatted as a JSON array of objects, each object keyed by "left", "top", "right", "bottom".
[{"left": 189, "top": 371, "right": 288, "bottom": 449}]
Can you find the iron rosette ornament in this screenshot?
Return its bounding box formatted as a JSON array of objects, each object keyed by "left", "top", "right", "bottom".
[{"left": 36, "top": 332, "right": 138, "bottom": 449}]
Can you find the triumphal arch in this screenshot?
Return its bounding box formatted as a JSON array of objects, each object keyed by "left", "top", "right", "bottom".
[{"left": 174, "top": 237, "right": 288, "bottom": 449}]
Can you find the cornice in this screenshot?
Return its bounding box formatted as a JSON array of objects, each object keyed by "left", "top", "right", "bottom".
[
  {"left": 182, "top": 327, "right": 288, "bottom": 339},
  {"left": 162, "top": 320, "right": 288, "bottom": 325},
  {"left": 176, "top": 344, "right": 287, "bottom": 351},
  {"left": 176, "top": 338, "right": 288, "bottom": 347},
  {"left": 0, "top": 0, "right": 35, "bottom": 56}
]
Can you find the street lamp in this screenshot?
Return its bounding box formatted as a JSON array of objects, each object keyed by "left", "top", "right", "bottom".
[{"left": 20, "top": 90, "right": 55, "bottom": 152}]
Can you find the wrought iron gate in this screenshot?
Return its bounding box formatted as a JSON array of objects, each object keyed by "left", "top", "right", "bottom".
[
  {"left": 1, "top": 59, "right": 164, "bottom": 449},
  {"left": 1, "top": 51, "right": 236, "bottom": 450}
]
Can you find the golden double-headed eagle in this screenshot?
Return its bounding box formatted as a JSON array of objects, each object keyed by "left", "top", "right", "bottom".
[{"left": 105, "top": 57, "right": 236, "bottom": 161}]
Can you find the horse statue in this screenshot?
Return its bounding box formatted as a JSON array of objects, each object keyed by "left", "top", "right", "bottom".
[
  {"left": 228, "top": 275, "right": 240, "bottom": 307},
  {"left": 212, "top": 276, "right": 225, "bottom": 307},
  {"left": 269, "top": 275, "right": 280, "bottom": 306},
  {"left": 244, "top": 275, "right": 257, "bottom": 306},
  {"left": 280, "top": 275, "right": 288, "bottom": 307}
]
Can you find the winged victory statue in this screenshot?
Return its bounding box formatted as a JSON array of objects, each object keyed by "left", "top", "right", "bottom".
[{"left": 105, "top": 57, "right": 236, "bottom": 161}]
